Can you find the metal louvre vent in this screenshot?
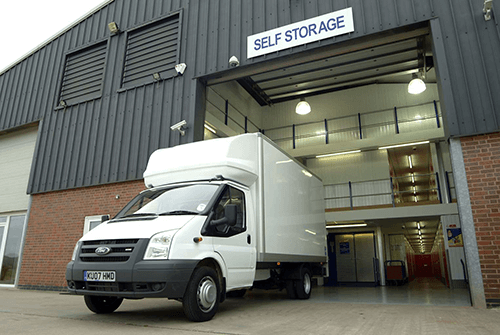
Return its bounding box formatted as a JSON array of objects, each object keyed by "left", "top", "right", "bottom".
[
  {"left": 59, "top": 42, "right": 107, "bottom": 106},
  {"left": 122, "top": 14, "right": 180, "bottom": 87}
]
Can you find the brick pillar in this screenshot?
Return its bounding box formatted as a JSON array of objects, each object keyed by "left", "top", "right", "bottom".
[
  {"left": 461, "top": 133, "right": 500, "bottom": 303},
  {"left": 18, "top": 180, "right": 145, "bottom": 290}
]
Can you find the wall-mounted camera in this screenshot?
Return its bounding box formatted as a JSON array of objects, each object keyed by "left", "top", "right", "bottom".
[
  {"left": 229, "top": 56, "right": 240, "bottom": 67},
  {"left": 170, "top": 120, "right": 187, "bottom": 136}
]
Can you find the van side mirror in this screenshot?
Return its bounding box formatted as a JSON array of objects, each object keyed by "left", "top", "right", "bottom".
[
  {"left": 101, "top": 215, "right": 110, "bottom": 223},
  {"left": 211, "top": 204, "right": 238, "bottom": 227}
]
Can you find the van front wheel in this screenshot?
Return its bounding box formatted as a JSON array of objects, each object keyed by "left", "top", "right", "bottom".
[
  {"left": 84, "top": 295, "right": 123, "bottom": 314},
  {"left": 183, "top": 266, "right": 220, "bottom": 322}
]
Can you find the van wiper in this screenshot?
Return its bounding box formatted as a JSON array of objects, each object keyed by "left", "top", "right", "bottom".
[
  {"left": 159, "top": 210, "right": 198, "bottom": 216},
  {"left": 122, "top": 213, "right": 158, "bottom": 218}
]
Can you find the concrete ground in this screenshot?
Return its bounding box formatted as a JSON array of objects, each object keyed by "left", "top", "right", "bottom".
[{"left": 1, "top": 287, "right": 499, "bottom": 335}]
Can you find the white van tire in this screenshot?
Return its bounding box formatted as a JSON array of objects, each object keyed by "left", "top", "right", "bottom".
[
  {"left": 84, "top": 295, "right": 123, "bottom": 313},
  {"left": 295, "top": 267, "right": 312, "bottom": 299},
  {"left": 182, "top": 266, "right": 220, "bottom": 322}
]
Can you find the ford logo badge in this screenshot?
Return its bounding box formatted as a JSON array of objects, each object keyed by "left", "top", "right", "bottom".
[{"left": 95, "top": 246, "right": 111, "bottom": 255}]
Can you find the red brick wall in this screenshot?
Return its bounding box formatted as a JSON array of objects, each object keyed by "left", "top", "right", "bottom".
[
  {"left": 18, "top": 180, "right": 145, "bottom": 290},
  {"left": 461, "top": 133, "right": 500, "bottom": 302}
]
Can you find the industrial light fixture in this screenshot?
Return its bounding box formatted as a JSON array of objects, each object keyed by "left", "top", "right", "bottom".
[
  {"left": 327, "top": 223, "right": 367, "bottom": 229},
  {"left": 484, "top": 0, "right": 493, "bottom": 21},
  {"left": 296, "top": 98, "right": 311, "bottom": 115},
  {"left": 316, "top": 150, "right": 361, "bottom": 158},
  {"left": 204, "top": 123, "right": 217, "bottom": 134},
  {"left": 378, "top": 141, "right": 429, "bottom": 150},
  {"left": 301, "top": 170, "right": 313, "bottom": 178},
  {"left": 417, "top": 222, "right": 421, "bottom": 230},
  {"left": 408, "top": 72, "right": 426, "bottom": 94},
  {"left": 408, "top": 156, "right": 413, "bottom": 169},
  {"left": 153, "top": 72, "right": 161, "bottom": 81},
  {"left": 108, "top": 22, "right": 119, "bottom": 34},
  {"left": 418, "top": 230, "right": 422, "bottom": 236},
  {"left": 411, "top": 173, "right": 415, "bottom": 184}
]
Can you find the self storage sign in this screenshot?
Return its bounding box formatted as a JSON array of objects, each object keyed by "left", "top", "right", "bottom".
[{"left": 247, "top": 8, "right": 354, "bottom": 59}]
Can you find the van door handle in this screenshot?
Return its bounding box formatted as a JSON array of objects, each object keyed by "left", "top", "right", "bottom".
[{"left": 247, "top": 234, "right": 251, "bottom": 244}]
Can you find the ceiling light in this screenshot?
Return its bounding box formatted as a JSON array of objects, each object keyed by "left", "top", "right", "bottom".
[
  {"left": 411, "top": 173, "right": 415, "bottom": 184},
  {"left": 316, "top": 150, "right": 361, "bottom": 158},
  {"left": 326, "top": 223, "right": 367, "bottom": 229},
  {"left": 408, "top": 156, "right": 413, "bottom": 169},
  {"left": 204, "top": 123, "right": 217, "bottom": 134},
  {"left": 378, "top": 141, "right": 429, "bottom": 150},
  {"left": 417, "top": 222, "right": 421, "bottom": 230},
  {"left": 296, "top": 98, "right": 311, "bottom": 115},
  {"left": 408, "top": 73, "right": 426, "bottom": 94},
  {"left": 302, "top": 170, "right": 313, "bottom": 178},
  {"left": 419, "top": 230, "right": 422, "bottom": 236}
]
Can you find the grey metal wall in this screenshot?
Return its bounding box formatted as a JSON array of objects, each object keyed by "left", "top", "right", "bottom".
[{"left": 0, "top": 0, "right": 498, "bottom": 194}]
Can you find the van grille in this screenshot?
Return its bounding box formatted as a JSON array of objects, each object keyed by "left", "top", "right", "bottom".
[
  {"left": 80, "top": 256, "right": 129, "bottom": 262},
  {"left": 79, "top": 239, "right": 140, "bottom": 263}
]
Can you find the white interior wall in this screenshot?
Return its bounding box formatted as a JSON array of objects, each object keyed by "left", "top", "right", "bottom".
[
  {"left": 0, "top": 126, "right": 38, "bottom": 213},
  {"left": 306, "top": 150, "right": 390, "bottom": 184},
  {"left": 206, "top": 82, "right": 263, "bottom": 136},
  {"left": 260, "top": 83, "right": 440, "bottom": 129}
]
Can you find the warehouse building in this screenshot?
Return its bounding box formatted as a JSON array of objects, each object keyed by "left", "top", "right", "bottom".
[{"left": 0, "top": 0, "right": 499, "bottom": 308}]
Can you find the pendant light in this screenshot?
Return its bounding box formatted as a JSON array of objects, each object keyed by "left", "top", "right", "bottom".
[
  {"left": 408, "top": 73, "right": 426, "bottom": 94},
  {"left": 295, "top": 98, "right": 311, "bottom": 115}
]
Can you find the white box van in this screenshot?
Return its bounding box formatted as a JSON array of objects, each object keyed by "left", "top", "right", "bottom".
[{"left": 66, "top": 133, "right": 327, "bottom": 321}]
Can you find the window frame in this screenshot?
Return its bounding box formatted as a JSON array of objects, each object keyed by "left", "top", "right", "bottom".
[{"left": 202, "top": 184, "right": 247, "bottom": 238}]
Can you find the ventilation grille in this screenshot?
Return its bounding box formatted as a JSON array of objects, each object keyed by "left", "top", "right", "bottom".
[
  {"left": 59, "top": 42, "right": 106, "bottom": 105},
  {"left": 122, "top": 14, "right": 180, "bottom": 87}
]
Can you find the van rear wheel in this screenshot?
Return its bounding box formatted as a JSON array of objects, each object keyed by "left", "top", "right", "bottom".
[
  {"left": 84, "top": 295, "right": 123, "bottom": 314},
  {"left": 295, "top": 267, "right": 312, "bottom": 299},
  {"left": 183, "top": 266, "right": 220, "bottom": 322}
]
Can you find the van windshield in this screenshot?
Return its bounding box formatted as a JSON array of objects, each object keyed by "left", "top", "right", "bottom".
[{"left": 115, "top": 184, "right": 220, "bottom": 219}]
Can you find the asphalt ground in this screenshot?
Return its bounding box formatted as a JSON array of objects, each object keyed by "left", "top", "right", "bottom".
[{"left": 1, "top": 287, "right": 500, "bottom": 335}]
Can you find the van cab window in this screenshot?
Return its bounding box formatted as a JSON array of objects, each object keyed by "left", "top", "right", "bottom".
[{"left": 210, "top": 186, "right": 246, "bottom": 237}]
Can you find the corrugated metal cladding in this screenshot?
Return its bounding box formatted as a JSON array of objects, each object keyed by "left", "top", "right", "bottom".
[{"left": 0, "top": 0, "right": 499, "bottom": 194}]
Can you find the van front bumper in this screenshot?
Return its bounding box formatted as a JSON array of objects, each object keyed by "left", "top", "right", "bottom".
[{"left": 66, "top": 259, "right": 198, "bottom": 299}]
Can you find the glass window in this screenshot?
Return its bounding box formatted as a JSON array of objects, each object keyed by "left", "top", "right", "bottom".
[
  {"left": 0, "top": 215, "right": 26, "bottom": 285},
  {"left": 116, "top": 184, "right": 220, "bottom": 219},
  {"left": 211, "top": 186, "right": 246, "bottom": 237}
]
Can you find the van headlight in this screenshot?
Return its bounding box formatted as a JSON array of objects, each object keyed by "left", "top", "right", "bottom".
[
  {"left": 144, "top": 231, "right": 176, "bottom": 260},
  {"left": 71, "top": 241, "right": 81, "bottom": 261}
]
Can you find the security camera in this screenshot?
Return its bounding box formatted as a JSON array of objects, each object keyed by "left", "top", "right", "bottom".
[
  {"left": 175, "top": 63, "right": 187, "bottom": 75},
  {"left": 229, "top": 56, "right": 240, "bottom": 67},
  {"left": 484, "top": 0, "right": 493, "bottom": 20},
  {"left": 170, "top": 120, "right": 187, "bottom": 136}
]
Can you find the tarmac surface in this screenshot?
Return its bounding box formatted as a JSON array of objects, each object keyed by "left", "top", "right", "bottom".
[{"left": 1, "top": 287, "right": 500, "bottom": 335}]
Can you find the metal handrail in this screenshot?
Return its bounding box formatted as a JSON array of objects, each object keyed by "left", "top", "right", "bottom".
[{"left": 324, "top": 172, "right": 455, "bottom": 210}]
